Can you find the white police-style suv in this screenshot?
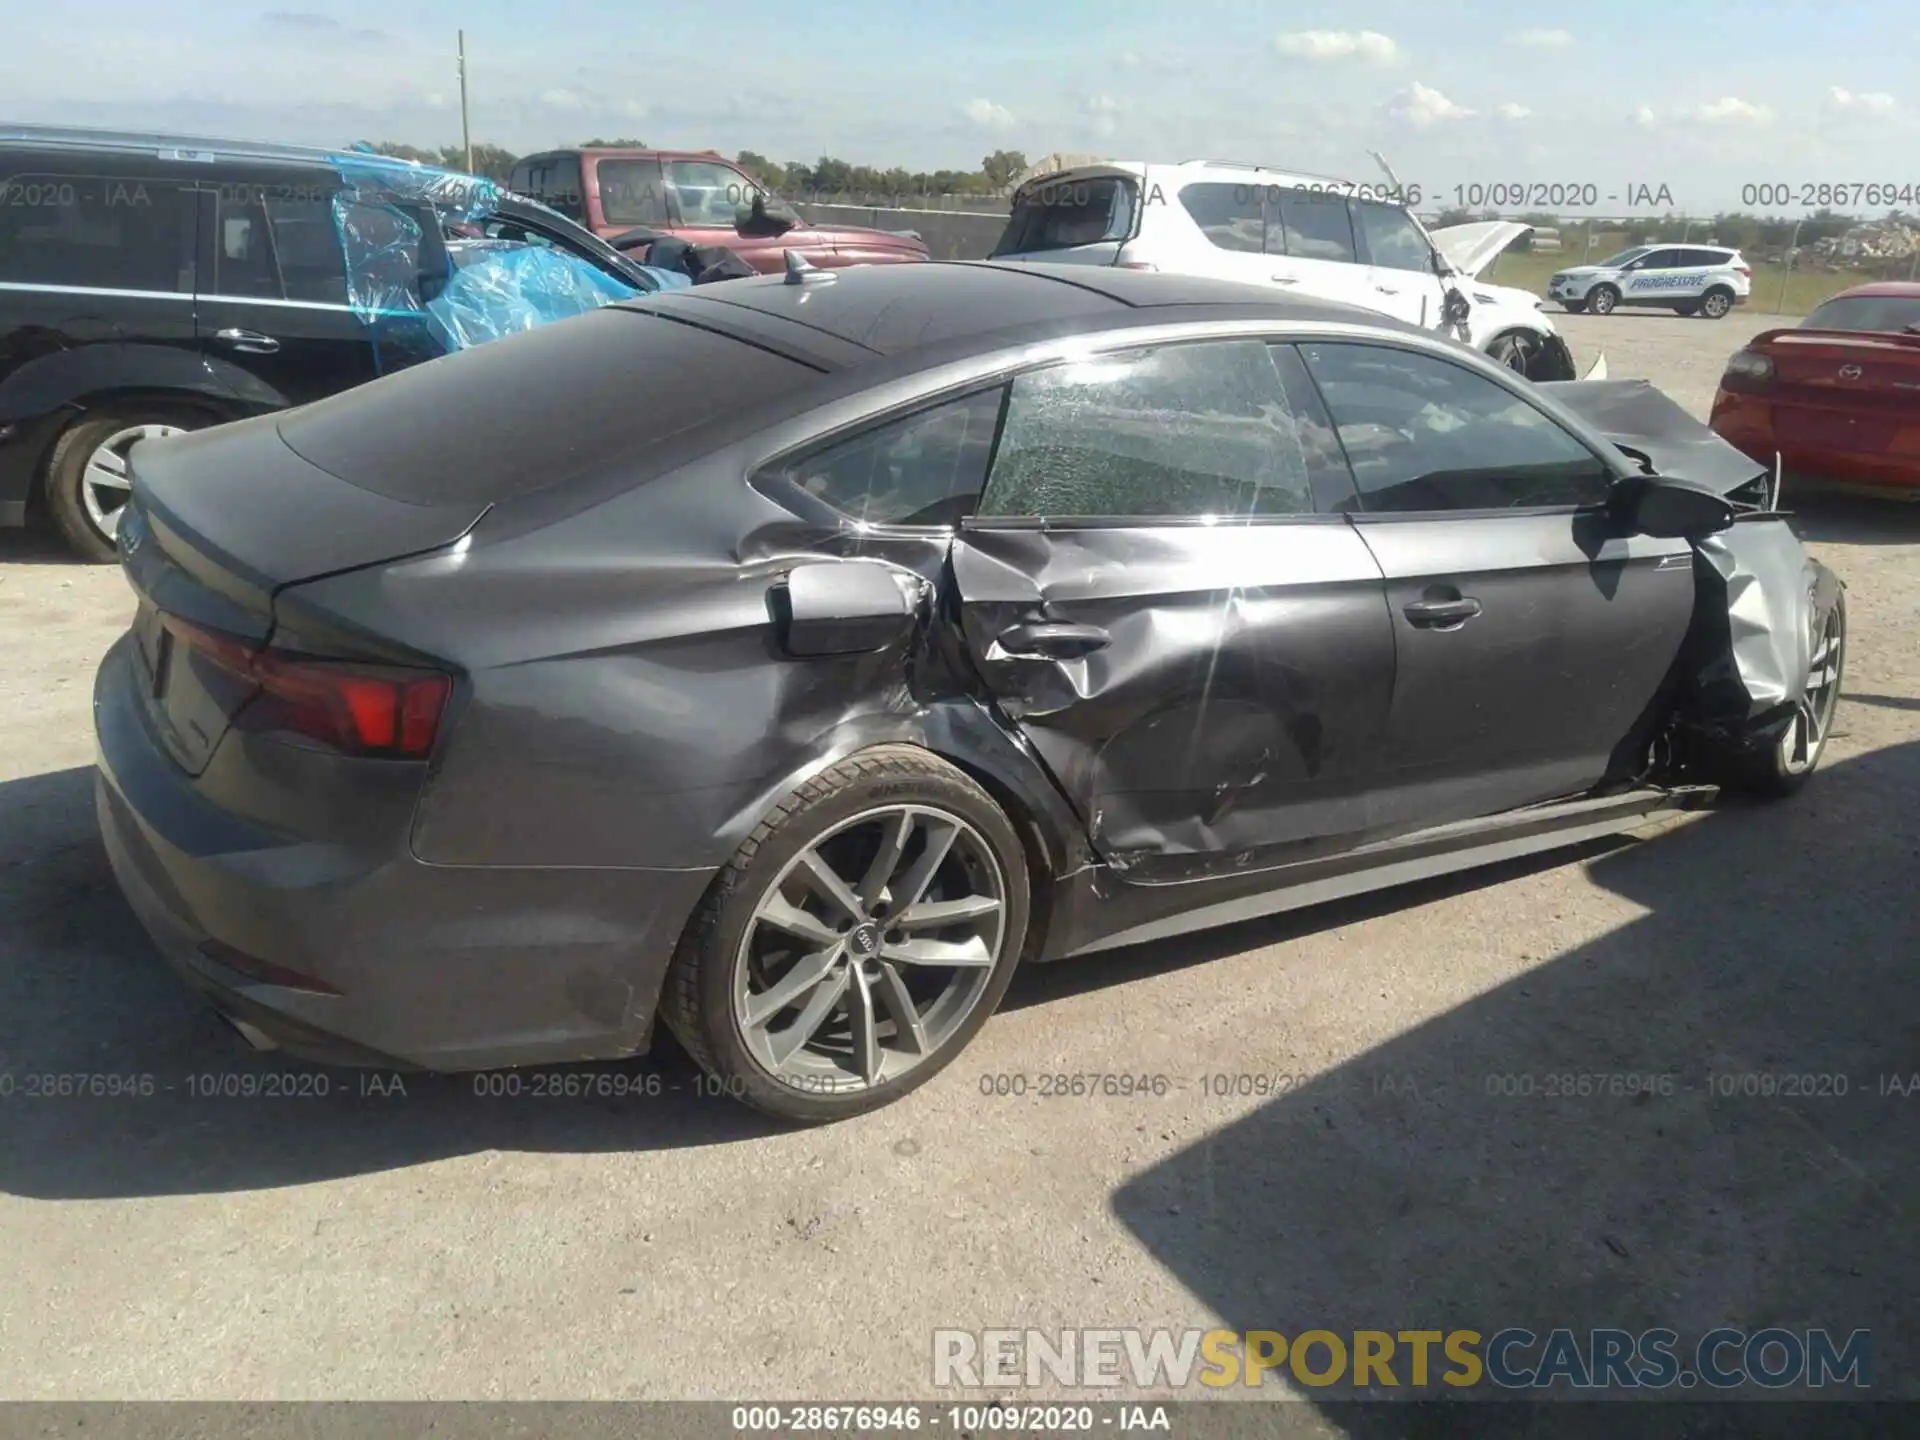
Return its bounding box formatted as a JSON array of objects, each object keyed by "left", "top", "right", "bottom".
[
  {"left": 988, "top": 159, "right": 1579, "bottom": 381},
  {"left": 1548, "top": 244, "right": 1752, "bottom": 318}
]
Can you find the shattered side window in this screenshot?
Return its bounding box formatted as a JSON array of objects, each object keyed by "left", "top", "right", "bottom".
[{"left": 977, "top": 339, "right": 1322, "bottom": 521}]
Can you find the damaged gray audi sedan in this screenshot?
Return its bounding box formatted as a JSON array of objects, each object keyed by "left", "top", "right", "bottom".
[{"left": 94, "top": 259, "right": 1845, "bottom": 1122}]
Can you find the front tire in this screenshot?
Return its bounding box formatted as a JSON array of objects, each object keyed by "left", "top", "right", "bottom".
[
  {"left": 1700, "top": 287, "right": 1735, "bottom": 319},
  {"left": 44, "top": 405, "right": 204, "bottom": 562},
  {"left": 1586, "top": 284, "right": 1621, "bottom": 316},
  {"left": 659, "top": 745, "right": 1031, "bottom": 1123},
  {"left": 1714, "top": 593, "right": 1846, "bottom": 798}
]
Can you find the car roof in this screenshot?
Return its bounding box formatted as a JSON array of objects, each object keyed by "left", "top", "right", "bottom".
[
  {"left": 0, "top": 121, "right": 351, "bottom": 168},
  {"left": 1826, "top": 280, "right": 1920, "bottom": 300},
  {"left": 1015, "top": 158, "right": 1387, "bottom": 194},
  {"left": 625, "top": 259, "right": 1414, "bottom": 370}
]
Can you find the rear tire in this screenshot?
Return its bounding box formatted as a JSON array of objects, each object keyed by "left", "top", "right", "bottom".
[
  {"left": 1560, "top": 298, "right": 1589, "bottom": 314},
  {"left": 1700, "top": 287, "right": 1735, "bottom": 319},
  {"left": 1673, "top": 300, "right": 1701, "bottom": 317},
  {"left": 1586, "top": 285, "right": 1620, "bottom": 316},
  {"left": 1711, "top": 592, "right": 1846, "bottom": 799},
  {"left": 45, "top": 404, "right": 206, "bottom": 562},
  {"left": 658, "top": 745, "right": 1031, "bottom": 1124}
]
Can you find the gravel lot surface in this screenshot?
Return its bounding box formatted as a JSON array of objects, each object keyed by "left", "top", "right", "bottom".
[{"left": 1, "top": 309, "right": 1915, "bottom": 1414}]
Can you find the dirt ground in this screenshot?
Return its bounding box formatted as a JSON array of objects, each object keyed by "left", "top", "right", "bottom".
[{"left": 1, "top": 308, "right": 1916, "bottom": 1413}]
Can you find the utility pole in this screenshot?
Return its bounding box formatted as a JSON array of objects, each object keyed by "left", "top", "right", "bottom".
[{"left": 458, "top": 30, "right": 473, "bottom": 174}]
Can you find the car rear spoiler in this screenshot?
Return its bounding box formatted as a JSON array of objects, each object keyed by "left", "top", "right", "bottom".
[{"left": 1748, "top": 327, "right": 1920, "bottom": 349}]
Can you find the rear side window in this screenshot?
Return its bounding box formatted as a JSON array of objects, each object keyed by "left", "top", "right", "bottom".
[
  {"left": 0, "top": 169, "right": 196, "bottom": 292},
  {"left": 277, "top": 308, "right": 818, "bottom": 506},
  {"left": 1298, "top": 341, "right": 1612, "bottom": 512},
  {"left": 1178, "top": 183, "right": 1265, "bottom": 254},
  {"left": 266, "top": 195, "right": 349, "bottom": 303},
  {"left": 992, "top": 176, "right": 1138, "bottom": 254},
  {"left": 1802, "top": 294, "right": 1920, "bottom": 332},
  {"left": 1272, "top": 191, "right": 1357, "bottom": 263},
  {"left": 1685, "top": 248, "right": 1733, "bottom": 268},
  {"left": 978, "top": 339, "right": 1328, "bottom": 521},
  {"left": 597, "top": 158, "right": 667, "bottom": 226},
  {"left": 772, "top": 389, "right": 1005, "bottom": 527}
]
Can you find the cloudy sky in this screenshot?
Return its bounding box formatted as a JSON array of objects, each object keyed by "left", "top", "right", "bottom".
[{"left": 3, "top": 1, "right": 1913, "bottom": 213}]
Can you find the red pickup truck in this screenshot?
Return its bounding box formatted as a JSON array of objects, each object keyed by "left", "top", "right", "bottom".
[{"left": 507, "top": 147, "right": 929, "bottom": 272}]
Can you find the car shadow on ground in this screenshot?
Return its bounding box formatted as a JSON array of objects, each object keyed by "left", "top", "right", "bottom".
[
  {"left": 0, "top": 764, "right": 1629, "bottom": 1202},
  {"left": 0, "top": 766, "right": 778, "bottom": 1200},
  {"left": 1787, "top": 490, "right": 1920, "bottom": 549},
  {"left": 0, "top": 523, "right": 88, "bottom": 566},
  {"left": 1109, "top": 740, "right": 1920, "bottom": 1420}
]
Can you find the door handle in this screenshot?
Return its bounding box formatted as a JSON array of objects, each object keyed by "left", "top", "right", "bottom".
[
  {"left": 1403, "top": 597, "right": 1482, "bottom": 629},
  {"left": 213, "top": 328, "right": 281, "bottom": 355},
  {"left": 1269, "top": 275, "right": 1299, "bottom": 284},
  {"left": 1375, "top": 285, "right": 1401, "bottom": 295},
  {"left": 995, "top": 621, "right": 1110, "bottom": 659}
]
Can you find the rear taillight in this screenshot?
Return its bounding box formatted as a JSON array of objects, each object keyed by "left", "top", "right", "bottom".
[
  {"left": 165, "top": 617, "right": 451, "bottom": 758},
  {"left": 1735, "top": 265, "right": 1751, "bottom": 278},
  {"left": 1720, "top": 348, "right": 1775, "bottom": 392}
]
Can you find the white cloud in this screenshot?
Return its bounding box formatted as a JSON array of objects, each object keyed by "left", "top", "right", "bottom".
[
  {"left": 423, "top": 92, "right": 447, "bottom": 110},
  {"left": 539, "top": 88, "right": 585, "bottom": 111},
  {"left": 1688, "top": 96, "right": 1773, "bottom": 125},
  {"left": 1385, "top": 82, "right": 1473, "bottom": 127},
  {"left": 1083, "top": 93, "right": 1121, "bottom": 137},
  {"left": 1826, "top": 86, "right": 1895, "bottom": 115},
  {"left": 1274, "top": 30, "right": 1400, "bottom": 65},
  {"left": 1120, "top": 50, "right": 1142, "bottom": 67},
  {"left": 1496, "top": 102, "right": 1531, "bottom": 121},
  {"left": 1507, "top": 28, "right": 1573, "bottom": 48},
  {"left": 1630, "top": 105, "right": 1658, "bottom": 128},
  {"left": 962, "top": 97, "right": 1015, "bottom": 129}
]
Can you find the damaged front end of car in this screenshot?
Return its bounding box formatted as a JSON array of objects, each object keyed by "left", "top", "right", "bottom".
[{"left": 1544, "top": 377, "right": 1846, "bottom": 778}]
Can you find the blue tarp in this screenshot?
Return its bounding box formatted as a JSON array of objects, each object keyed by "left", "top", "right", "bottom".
[{"left": 323, "top": 148, "right": 673, "bottom": 370}]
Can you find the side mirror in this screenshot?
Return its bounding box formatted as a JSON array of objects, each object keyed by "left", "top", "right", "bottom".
[
  {"left": 735, "top": 193, "right": 799, "bottom": 238},
  {"left": 1442, "top": 288, "right": 1472, "bottom": 326},
  {"left": 771, "top": 560, "right": 923, "bottom": 656},
  {"left": 1613, "top": 474, "right": 1735, "bottom": 540}
]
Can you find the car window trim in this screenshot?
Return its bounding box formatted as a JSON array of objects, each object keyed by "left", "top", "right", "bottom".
[{"left": 741, "top": 316, "right": 1635, "bottom": 515}]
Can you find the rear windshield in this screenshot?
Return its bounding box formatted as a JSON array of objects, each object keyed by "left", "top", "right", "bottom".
[
  {"left": 277, "top": 307, "right": 817, "bottom": 506},
  {"left": 991, "top": 175, "right": 1139, "bottom": 255},
  {"left": 1802, "top": 295, "right": 1920, "bottom": 334}
]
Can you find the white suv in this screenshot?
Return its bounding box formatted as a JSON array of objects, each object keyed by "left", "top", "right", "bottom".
[
  {"left": 987, "top": 159, "right": 1576, "bottom": 380},
  {"left": 1547, "top": 244, "right": 1751, "bottom": 318}
]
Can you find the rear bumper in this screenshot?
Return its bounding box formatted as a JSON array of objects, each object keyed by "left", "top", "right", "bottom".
[
  {"left": 1710, "top": 393, "right": 1920, "bottom": 492},
  {"left": 93, "top": 634, "right": 717, "bottom": 1071}
]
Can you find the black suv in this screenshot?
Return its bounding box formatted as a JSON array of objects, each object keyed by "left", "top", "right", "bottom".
[{"left": 1, "top": 125, "right": 675, "bottom": 560}]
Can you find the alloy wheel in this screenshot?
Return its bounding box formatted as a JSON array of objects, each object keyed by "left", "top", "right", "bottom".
[
  {"left": 732, "top": 804, "right": 1009, "bottom": 1092},
  {"left": 1702, "top": 291, "right": 1732, "bottom": 318},
  {"left": 1781, "top": 607, "right": 1844, "bottom": 775},
  {"left": 81, "top": 424, "right": 184, "bottom": 539}
]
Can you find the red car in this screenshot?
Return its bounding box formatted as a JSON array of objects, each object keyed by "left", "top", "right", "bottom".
[
  {"left": 1709, "top": 281, "right": 1920, "bottom": 497},
  {"left": 506, "top": 147, "right": 929, "bottom": 273}
]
